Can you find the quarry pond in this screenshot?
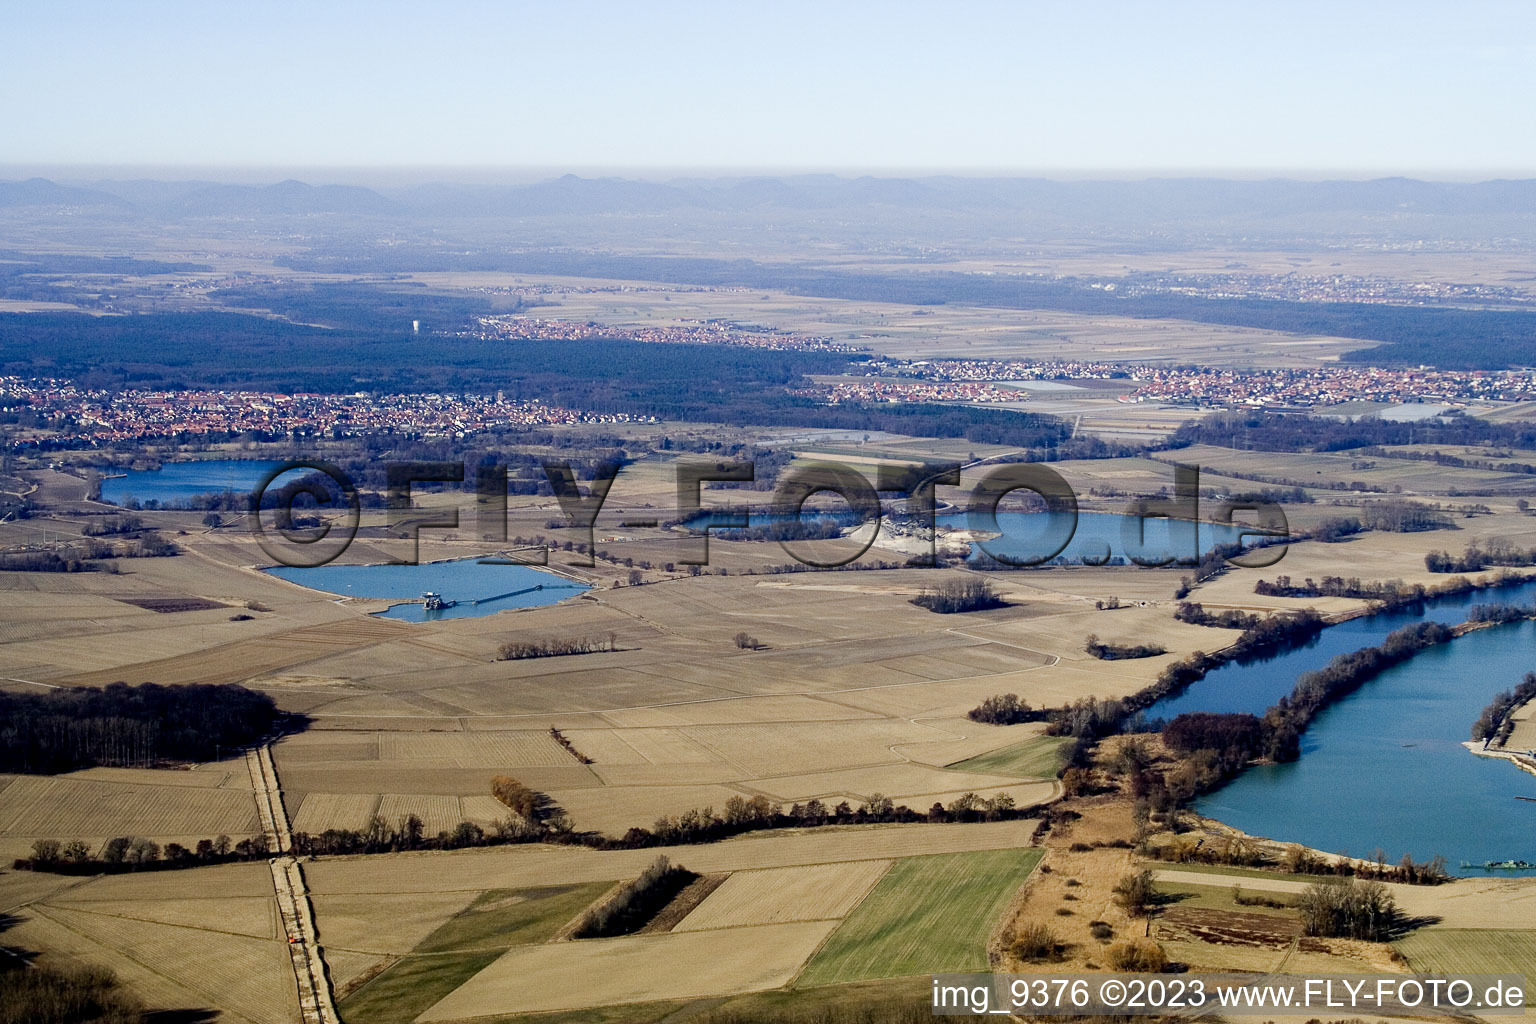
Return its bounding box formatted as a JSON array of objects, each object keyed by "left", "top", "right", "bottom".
[
  {"left": 1173, "top": 579, "right": 1536, "bottom": 875},
  {"left": 98, "top": 458, "right": 287, "bottom": 505},
  {"left": 264, "top": 557, "right": 591, "bottom": 621}
]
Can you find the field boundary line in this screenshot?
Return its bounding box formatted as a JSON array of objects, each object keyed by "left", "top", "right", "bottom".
[
  {"left": 32, "top": 900, "right": 277, "bottom": 942},
  {"left": 30, "top": 903, "right": 267, "bottom": 1024}
]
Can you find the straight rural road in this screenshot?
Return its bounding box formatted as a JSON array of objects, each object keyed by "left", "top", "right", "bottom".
[{"left": 248, "top": 745, "right": 339, "bottom": 1024}]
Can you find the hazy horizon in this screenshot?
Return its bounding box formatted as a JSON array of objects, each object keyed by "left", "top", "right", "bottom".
[
  {"left": 5, "top": 165, "right": 1535, "bottom": 187},
  {"left": 7, "top": 0, "right": 1534, "bottom": 174}
]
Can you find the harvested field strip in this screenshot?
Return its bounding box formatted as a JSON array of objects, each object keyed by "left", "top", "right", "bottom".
[
  {"left": 34, "top": 903, "right": 298, "bottom": 1024},
  {"left": 291, "top": 793, "right": 380, "bottom": 834},
  {"left": 36, "top": 895, "right": 279, "bottom": 940},
  {"left": 416, "top": 921, "right": 842, "bottom": 1020},
  {"left": 375, "top": 795, "right": 463, "bottom": 836},
  {"left": 674, "top": 860, "right": 890, "bottom": 932},
  {"left": 1153, "top": 880, "right": 1299, "bottom": 916},
  {"left": 55, "top": 637, "right": 344, "bottom": 687},
  {"left": 377, "top": 730, "right": 574, "bottom": 767},
  {"left": 795, "top": 847, "right": 1042, "bottom": 986},
  {"left": 948, "top": 735, "right": 1072, "bottom": 778},
  {"left": 0, "top": 775, "right": 261, "bottom": 837},
  {"left": 1149, "top": 866, "right": 1318, "bottom": 889},
  {"left": 4, "top": 905, "right": 203, "bottom": 1015},
  {"left": 280, "top": 620, "right": 415, "bottom": 644},
  {"left": 336, "top": 882, "right": 612, "bottom": 1024},
  {"left": 117, "top": 596, "right": 227, "bottom": 612},
  {"left": 1393, "top": 929, "right": 1536, "bottom": 996},
  {"left": 460, "top": 795, "right": 518, "bottom": 825}
]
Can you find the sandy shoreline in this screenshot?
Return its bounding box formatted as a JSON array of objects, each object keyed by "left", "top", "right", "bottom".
[{"left": 1464, "top": 740, "right": 1536, "bottom": 779}]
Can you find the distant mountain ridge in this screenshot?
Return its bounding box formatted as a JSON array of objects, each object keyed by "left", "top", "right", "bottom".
[{"left": 5, "top": 173, "right": 1536, "bottom": 220}]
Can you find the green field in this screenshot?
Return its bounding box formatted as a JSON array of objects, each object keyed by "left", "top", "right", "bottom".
[
  {"left": 337, "top": 882, "right": 613, "bottom": 1024},
  {"left": 1393, "top": 929, "right": 1536, "bottom": 1000},
  {"left": 948, "top": 735, "right": 1071, "bottom": 778},
  {"left": 1153, "top": 880, "right": 1299, "bottom": 917},
  {"left": 794, "top": 847, "right": 1042, "bottom": 987}
]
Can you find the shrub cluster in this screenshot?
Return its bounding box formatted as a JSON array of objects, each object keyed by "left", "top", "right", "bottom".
[
  {"left": 1472, "top": 671, "right": 1536, "bottom": 744},
  {"left": 497, "top": 635, "right": 614, "bottom": 660},
  {"left": 572, "top": 855, "right": 698, "bottom": 938},
  {"left": 1010, "top": 923, "right": 1060, "bottom": 961},
  {"left": 1255, "top": 575, "right": 1422, "bottom": 601},
  {"left": 1111, "top": 868, "right": 1156, "bottom": 916},
  {"left": 1357, "top": 499, "right": 1455, "bottom": 533},
  {"left": 0, "top": 962, "right": 141, "bottom": 1024},
  {"left": 1427, "top": 540, "right": 1536, "bottom": 573},
  {"left": 1105, "top": 938, "right": 1168, "bottom": 972},
  {"left": 547, "top": 726, "right": 593, "bottom": 764},
  {"left": 1174, "top": 602, "right": 1261, "bottom": 629},
  {"left": 1084, "top": 635, "right": 1166, "bottom": 660},
  {"left": 1466, "top": 603, "right": 1536, "bottom": 626},
  {"left": 1146, "top": 837, "right": 1448, "bottom": 884},
  {"left": 1298, "top": 878, "right": 1397, "bottom": 940},
  {"left": 491, "top": 775, "right": 561, "bottom": 823},
  {"left": 912, "top": 578, "right": 1004, "bottom": 614},
  {"left": 966, "top": 693, "right": 1039, "bottom": 725}
]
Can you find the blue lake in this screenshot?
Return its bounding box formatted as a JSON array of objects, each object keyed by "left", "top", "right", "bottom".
[
  {"left": 264, "top": 557, "right": 590, "bottom": 621},
  {"left": 99, "top": 459, "right": 287, "bottom": 506},
  {"left": 688, "top": 509, "right": 1252, "bottom": 565},
  {"left": 1172, "top": 579, "right": 1536, "bottom": 873},
  {"left": 937, "top": 510, "right": 1251, "bottom": 565}
]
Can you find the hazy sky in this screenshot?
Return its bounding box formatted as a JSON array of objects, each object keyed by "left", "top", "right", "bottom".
[{"left": 6, "top": 0, "right": 1535, "bottom": 177}]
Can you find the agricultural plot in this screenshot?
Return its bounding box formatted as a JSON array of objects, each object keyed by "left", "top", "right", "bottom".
[
  {"left": 377, "top": 729, "right": 578, "bottom": 767},
  {"left": 337, "top": 882, "right": 614, "bottom": 1024},
  {"left": 32, "top": 903, "right": 298, "bottom": 1024},
  {"left": 376, "top": 794, "right": 464, "bottom": 836},
  {"left": 290, "top": 792, "right": 380, "bottom": 834},
  {"left": 587, "top": 727, "right": 724, "bottom": 766},
  {"left": 36, "top": 895, "right": 279, "bottom": 940},
  {"left": 949, "top": 735, "right": 1073, "bottom": 778},
  {"left": 3, "top": 907, "right": 207, "bottom": 1016},
  {"left": 0, "top": 774, "right": 260, "bottom": 839},
  {"left": 673, "top": 860, "right": 890, "bottom": 931},
  {"left": 682, "top": 720, "right": 934, "bottom": 776},
  {"left": 13, "top": 862, "right": 297, "bottom": 1024},
  {"left": 305, "top": 820, "right": 1039, "bottom": 896},
  {"left": 548, "top": 784, "right": 750, "bottom": 834},
  {"left": 741, "top": 762, "right": 1022, "bottom": 803},
  {"left": 795, "top": 847, "right": 1042, "bottom": 986},
  {"left": 311, "top": 892, "right": 486, "bottom": 957},
  {"left": 417, "top": 921, "right": 841, "bottom": 1020},
  {"left": 597, "top": 693, "right": 883, "bottom": 728},
  {"left": 1168, "top": 443, "right": 1536, "bottom": 496},
  {"left": 1394, "top": 929, "right": 1536, "bottom": 991},
  {"left": 1152, "top": 880, "right": 1299, "bottom": 916}
]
